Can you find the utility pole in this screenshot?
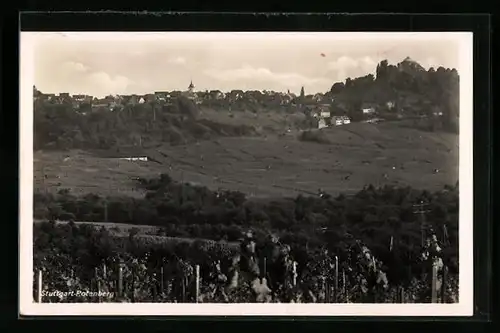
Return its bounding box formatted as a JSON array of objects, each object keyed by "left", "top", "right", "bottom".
[
  {"left": 413, "top": 200, "right": 431, "bottom": 247},
  {"left": 443, "top": 223, "right": 450, "bottom": 247},
  {"left": 40, "top": 165, "right": 46, "bottom": 194},
  {"left": 180, "top": 171, "right": 185, "bottom": 205},
  {"left": 104, "top": 199, "right": 108, "bottom": 222},
  {"left": 195, "top": 265, "right": 200, "bottom": 303}
]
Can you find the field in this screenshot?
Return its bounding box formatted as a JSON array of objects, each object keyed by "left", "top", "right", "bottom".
[
  {"left": 33, "top": 219, "right": 240, "bottom": 249},
  {"left": 34, "top": 120, "right": 459, "bottom": 199}
]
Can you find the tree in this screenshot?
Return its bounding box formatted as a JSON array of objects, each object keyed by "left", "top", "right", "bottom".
[
  {"left": 345, "top": 77, "right": 353, "bottom": 88},
  {"left": 330, "top": 82, "right": 345, "bottom": 94},
  {"left": 376, "top": 59, "right": 389, "bottom": 80},
  {"left": 348, "top": 101, "right": 363, "bottom": 122}
]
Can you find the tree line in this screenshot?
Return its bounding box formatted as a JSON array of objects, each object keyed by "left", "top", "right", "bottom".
[{"left": 327, "top": 58, "right": 459, "bottom": 132}]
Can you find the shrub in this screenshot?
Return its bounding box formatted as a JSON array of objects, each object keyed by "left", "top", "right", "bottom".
[{"left": 298, "top": 130, "right": 330, "bottom": 144}]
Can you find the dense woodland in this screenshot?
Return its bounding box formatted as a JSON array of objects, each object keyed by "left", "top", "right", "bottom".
[{"left": 330, "top": 58, "right": 459, "bottom": 122}]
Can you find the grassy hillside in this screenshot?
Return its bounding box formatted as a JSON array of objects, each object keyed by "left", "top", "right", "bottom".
[{"left": 34, "top": 121, "right": 458, "bottom": 199}]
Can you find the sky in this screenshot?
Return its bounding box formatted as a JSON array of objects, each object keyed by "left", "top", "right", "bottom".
[{"left": 31, "top": 32, "right": 463, "bottom": 98}]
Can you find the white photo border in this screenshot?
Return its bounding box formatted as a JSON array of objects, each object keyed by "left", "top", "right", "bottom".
[{"left": 19, "top": 31, "right": 474, "bottom": 316}]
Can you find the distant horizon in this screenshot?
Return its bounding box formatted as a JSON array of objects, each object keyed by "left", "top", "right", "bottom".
[
  {"left": 31, "top": 32, "right": 461, "bottom": 98},
  {"left": 34, "top": 56, "right": 459, "bottom": 100}
]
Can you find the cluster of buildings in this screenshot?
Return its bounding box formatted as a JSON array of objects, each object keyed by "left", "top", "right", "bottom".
[
  {"left": 311, "top": 105, "right": 352, "bottom": 129},
  {"left": 33, "top": 80, "right": 301, "bottom": 111},
  {"left": 34, "top": 81, "right": 403, "bottom": 128},
  {"left": 33, "top": 88, "right": 147, "bottom": 112},
  {"left": 34, "top": 81, "right": 346, "bottom": 115},
  {"left": 307, "top": 101, "right": 398, "bottom": 129}
]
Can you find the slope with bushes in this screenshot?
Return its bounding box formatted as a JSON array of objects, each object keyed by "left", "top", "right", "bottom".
[{"left": 34, "top": 173, "right": 459, "bottom": 283}]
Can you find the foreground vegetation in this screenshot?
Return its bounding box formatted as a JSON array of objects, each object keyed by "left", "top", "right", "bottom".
[{"left": 33, "top": 175, "right": 459, "bottom": 303}]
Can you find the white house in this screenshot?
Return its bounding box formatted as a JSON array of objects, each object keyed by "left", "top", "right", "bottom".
[
  {"left": 332, "top": 116, "right": 351, "bottom": 126},
  {"left": 138, "top": 97, "right": 145, "bottom": 104},
  {"left": 72, "top": 94, "right": 89, "bottom": 103},
  {"left": 318, "top": 118, "right": 328, "bottom": 129},
  {"left": 362, "top": 107, "right": 376, "bottom": 114},
  {"left": 320, "top": 110, "right": 331, "bottom": 118},
  {"left": 154, "top": 91, "right": 169, "bottom": 102}
]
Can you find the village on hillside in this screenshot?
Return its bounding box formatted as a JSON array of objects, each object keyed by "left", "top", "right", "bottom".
[
  {"left": 34, "top": 56, "right": 459, "bottom": 135},
  {"left": 34, "top": 80, "right": 363, "bottom": 130}
]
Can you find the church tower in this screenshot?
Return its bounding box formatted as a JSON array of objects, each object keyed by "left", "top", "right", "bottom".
[
  {"left": 186, "top": 79, "right": 199, "bottom": 103},
  {"left": 188, "top": 80, "right": 195, "bottom": 94}
]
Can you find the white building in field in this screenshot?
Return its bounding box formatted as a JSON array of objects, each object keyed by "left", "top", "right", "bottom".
[
  {"left": 332, "top": 115, "right": 351, "bottom": 126},
  {"left": 120, "top": 157, "right": 148, "bottom": 162},
  {"left": 361, "top": 103, "right": 376, "bottom": 115},
  {"left": 362, "top": 107, "right": 375, "bottom": 114}
]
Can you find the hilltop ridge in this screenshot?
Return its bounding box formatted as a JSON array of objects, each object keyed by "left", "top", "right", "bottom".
[{"left": 33, "top": 57, "right": 459, "bottom": 151}]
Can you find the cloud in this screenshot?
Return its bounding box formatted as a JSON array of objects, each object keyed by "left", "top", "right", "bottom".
[
  {"left": 419, "top": 57, "right": 441, "bottom": 70},
  {"left": 85, "top": 72, "right": 134, "bottom": 95},
  {"left": 168, "top": 56, "right": 187, "bottom": 65},
  {"left": 204, "top": 64, "right": 328, "bottom": 88},
  {"left": 47, "top": 60, "right": 134, "bottom": 96},
  {"left": 61, "top": 61, "right": 89, "bottom": 73},
  {"left": 327, "top": 56, "right": 378, "bottom": 81}
]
